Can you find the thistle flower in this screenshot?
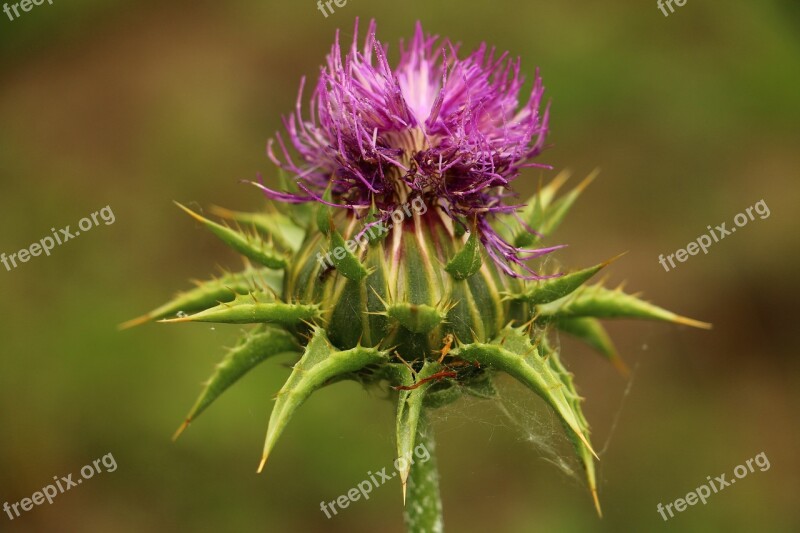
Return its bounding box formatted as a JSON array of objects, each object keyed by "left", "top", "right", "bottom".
[
  {"left": 125, "top": 19, "right": 709, "bottom": 532},
  {"left": 258, "top": 19, "right": 556, "bottom": 279}
]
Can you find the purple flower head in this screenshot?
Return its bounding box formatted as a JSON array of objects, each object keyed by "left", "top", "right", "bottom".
[{"left": 257, "top": 19, "right": 559, "bottom": 278}]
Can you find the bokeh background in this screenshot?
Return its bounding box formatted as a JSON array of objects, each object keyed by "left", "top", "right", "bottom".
[{"left": 1, "top": 1, "right": 798, "bottom": 531}]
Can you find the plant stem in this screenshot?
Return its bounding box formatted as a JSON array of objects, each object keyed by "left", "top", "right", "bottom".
[{"left": 403, "top": 413, "right": 443, "bottom": 533}]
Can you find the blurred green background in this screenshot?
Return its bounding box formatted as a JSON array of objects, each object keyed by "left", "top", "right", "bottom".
[{"left": 1, "top": 1, "right": 798, "bottom": 531}]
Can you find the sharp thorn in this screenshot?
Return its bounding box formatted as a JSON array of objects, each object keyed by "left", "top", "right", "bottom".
[
  {"left": 672, "top": 315, "right": 713, "bottom": 330},
  {"left": 611, "top": 355, "right": 631, "bottom": 377},
  {"left": 576, "top": 168, "right": 600, "bottom": 192},
  {"left": 592, "top": 487, "right": 602, "bottom": 518},
  {"left": 118, "top": 314, "right": 151, "bottom": 330},
  {"left": 257, "top": 454, "right": 268, "bottom": 474},
  {"left": 174, "top": 201, "right": 207, "bottom": 223},
  {"left": 577, "top": 430, "right": 599, "bottom": 460},
  {"left": 172, "top": 420, "right": 190, "bottom": 442}
]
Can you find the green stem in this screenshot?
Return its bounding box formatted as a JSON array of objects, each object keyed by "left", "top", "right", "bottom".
[{"left": 403, "top": 413, "right": 443, "bottom": 533}]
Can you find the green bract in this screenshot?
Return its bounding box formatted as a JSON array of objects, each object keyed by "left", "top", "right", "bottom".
[{"left": 127, "top": 170, "right": 710, "bottom": 531}]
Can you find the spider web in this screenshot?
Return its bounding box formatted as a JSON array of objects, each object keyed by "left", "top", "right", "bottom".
[{"left": 426, "top": 329, "right": 638, "bottom": 493}]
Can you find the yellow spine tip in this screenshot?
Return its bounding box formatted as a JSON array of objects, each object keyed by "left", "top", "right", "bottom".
[
  {"left": 257, "top": 455, "right": 268, "bottom": 474},
  {"left": 577, "top": 431, "right": 599, "bottom": 460},
  {"left": 673, "top": 315, "right": 713, "bottom": 330},
  {"left": 118, "top": 314, "right": 151, "bottom": 330},
  {"left": 602, "top": 251, "right": 629, "bottom": 267},
  {"left": 576, "top": 168, "right": 601, "bottom": 192},
  {"left": 172, "top": 420, "right": 190, "bottom": 442},
  {"left": 611, "top": 355, "right": 631, "bottom": 378},
  {"left": 591, "top": 487, "right": 602, "bottom": 518},
  {"left": 173, "top": 201, "right": 207, "bottom": 224},
  {"left": 545, "top": 169, "right": 571, "bottom": 194}
]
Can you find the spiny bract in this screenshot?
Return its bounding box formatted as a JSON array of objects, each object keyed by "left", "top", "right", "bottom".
[{"left": 125, "top": 19, "right": 709, "bottom": 532}]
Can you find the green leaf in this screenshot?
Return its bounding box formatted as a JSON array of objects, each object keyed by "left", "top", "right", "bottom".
[
  {"left": 452, "top": 326, "right": 598, "bottom": 460},
  {"left": 258, "top": 327, "right": 386, "bottom": 471},
  {"left": 209, "top": 206, "right": 305, "bottom": 252},
  {"left": 271, "top": 169, "right": 314, "bottom": 228},
  {"left": 539, "top": 337, "right": 601, "bottom": 516},
  {"left": 511, "top": 255, "right": 620, "bottom": 306},
  {"left": 445, "top": 230, "right": 483, "bottom": 280},
  {"left": 537, "top": 170, "right": 597, "bottom": 237},
  {"left": 329, "top": 230, "right": 369, "bottom": 281},
  {"left": 175, "top": 202, "right": 287, "bottom": 269},
  {"left": 160, "top": 292, "right": 321, "bottom": 326},
  {"left": 537, "top": 284, "right": 712, "bottom": 329},
  {"left": 120, "top": 268, "right": 283, "bottom": 329},
  {"left": 512, "top": 170, "right": 570, "bottom": 246},
  {"left": 173, "top": 325, "right": 300, "bottom": 439},
  {"left": 514, "top": 169, "right": 598, "bottom": 246},
  {"left": 555, "top": 317, "right": 629, "bottom": 376},
  {"left": 394, "top": 361, "right": 446, "bottom": 500},
  {"left": 288, "top": 202, "right": 314, "bottom": 230}
]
